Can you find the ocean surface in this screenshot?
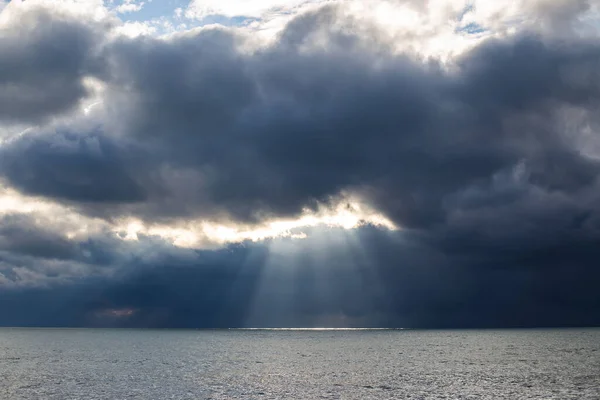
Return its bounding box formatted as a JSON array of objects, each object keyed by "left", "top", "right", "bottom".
[{"left": 0, "top": 328, "right": 598, "bottom": 399}]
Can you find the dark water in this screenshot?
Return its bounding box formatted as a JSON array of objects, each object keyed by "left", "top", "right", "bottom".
[{"left": 0, "top": 328, "right": 598, "bottom": 399}]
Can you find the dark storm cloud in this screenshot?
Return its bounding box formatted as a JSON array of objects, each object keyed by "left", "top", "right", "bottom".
[
  {"left": 0, "top": 6, "right": 108, "bottom": 123},
  {"left": 456, "top": 35, "right": 600, "bottom": 112},
  {"left": 0, "top": 226, "right": 598, "bottom": 328},
  {"left": 0, "top": 130, "right": 146, "bottom": 203},
  {"left": 4, "top": 4, "right": 600, "bottom": 227},
  {"left": 0, "top": 2, "right": 599, "bottom": 328}
]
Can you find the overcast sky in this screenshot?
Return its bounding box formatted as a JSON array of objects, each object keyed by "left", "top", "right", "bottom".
[{"left": 0, "top": 0, "right": 599, "bottom": 328}]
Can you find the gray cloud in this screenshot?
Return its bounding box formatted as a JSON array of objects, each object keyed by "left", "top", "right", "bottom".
[
  {"left": 0, "top": 129, "right": 146, "bottom": 203},
  {"left": 0, "top": 214, "right": 79, "bottom": 260},
  {"left": 0, "top": 6, "right": 108, "bottom": 124}
]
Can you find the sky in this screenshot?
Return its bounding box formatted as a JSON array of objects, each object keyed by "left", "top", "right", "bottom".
[{"left": 0, "top": 0, "right": 599, "bottom": 328}]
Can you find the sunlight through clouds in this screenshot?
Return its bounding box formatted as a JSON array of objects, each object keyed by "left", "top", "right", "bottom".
[
  {"left": 200, "top": 198, "right": 397, "bottom": 244},
  {"left": 0, "top": 183, "right": 395, "bottom": 250},
  {"left": 116, "top": 196, "right": 396, "bottom": 248}
]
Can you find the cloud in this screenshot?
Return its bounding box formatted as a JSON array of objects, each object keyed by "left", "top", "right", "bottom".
[
  {"left": 0, "top": 1, "right": 111, "bottom": 124},
  {"left": 16, "top": 7, "right": 595, "bottom": 228},
  {"left": 0, "top": 213, "right": 85, "bottom": 261},
  {"left": 0, "top": 128, "right": 147, "bottom": 203},
  {"left": 0, "top": 225, "right": 598, "bottom": 328},
  {"left": 115, "top": 0, "right": 145, "bottom": 14},
  {"left": 2, "top": 1, "right": 599, "bottom": 227},
  {"left": 185, "top": 0, "right": 319, "bottom": 18},
  {"left": 0, "top": 0, "right": 599, "bottom": 327}
]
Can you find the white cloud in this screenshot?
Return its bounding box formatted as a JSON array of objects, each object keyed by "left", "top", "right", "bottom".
[
  {"left": 115, "top": 0, "right": 145, "bottom": 14},
  {"left": 179, "top": 0, "right": 498, "bottom": 59},
  {"left": 0, "top": 0, "right": 110, "bottom": 24},
  {"left": 186, "top": 0, "right": 311, "bottom": 18},
  {"left": 113, "top": 20, "right": 157, "bottom": 36}
]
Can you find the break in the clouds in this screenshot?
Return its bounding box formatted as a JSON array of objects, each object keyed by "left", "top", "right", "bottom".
[{"left": 0, "top": 0, "right": 599, "bottom": 328}]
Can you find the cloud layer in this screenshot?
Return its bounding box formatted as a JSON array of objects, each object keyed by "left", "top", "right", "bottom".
[{"left": 0, "top": 0, "right": 599, "bottom": 327}]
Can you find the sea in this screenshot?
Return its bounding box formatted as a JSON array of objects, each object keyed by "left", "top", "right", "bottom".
[{"left": 0, "top": 328, "right": 598, "bottom": 399}]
